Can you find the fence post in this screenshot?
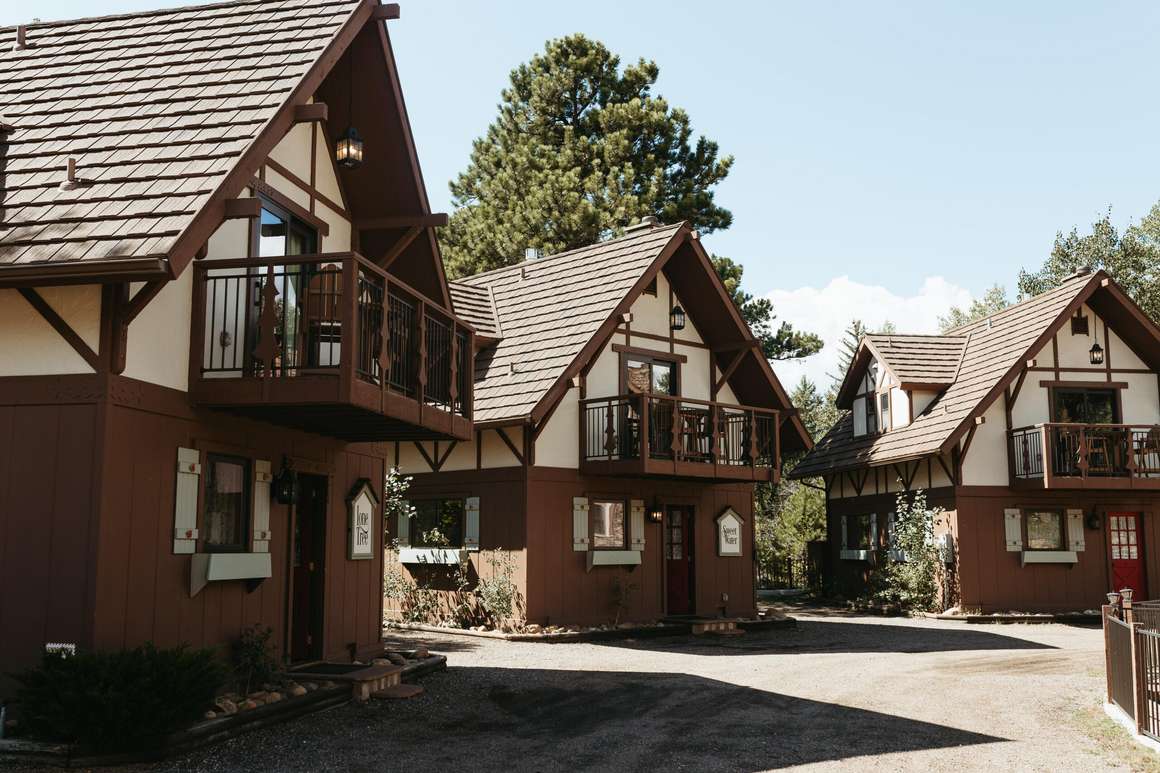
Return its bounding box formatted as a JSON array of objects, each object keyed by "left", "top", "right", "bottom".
[
  {"left": 1103, "top": 605, "right": 1114, "bottom": 704},
  {"left": 1133, "top": 621, "right": 1146, "bottom": 735}
]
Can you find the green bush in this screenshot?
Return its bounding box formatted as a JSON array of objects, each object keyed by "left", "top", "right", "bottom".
[
  {"left": 232, "top": 624, "right": 279, "bottom": 694},
  {"left": 14, "top": 643, "right": 226, "bottom": 752}
]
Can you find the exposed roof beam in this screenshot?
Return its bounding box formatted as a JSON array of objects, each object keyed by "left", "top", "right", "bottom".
[
  {"left": 356, "top": 213, "right": 448, "bottom": 230},
  {"left": 373, "top": 3, "right": 401, "bottom": 20},
  {"left": 377, "top": 225, "right": 423, "bottom": 269},
  {"left": 293, "top": 102, "right": 328, "bottom": 123},
  {"left": 223, "top": 197, "right": 261, "bottom": 220}
]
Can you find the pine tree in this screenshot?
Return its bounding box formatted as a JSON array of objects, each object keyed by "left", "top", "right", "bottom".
[{"left": 712, "top": 256, "right": 822, "bottom": 360}]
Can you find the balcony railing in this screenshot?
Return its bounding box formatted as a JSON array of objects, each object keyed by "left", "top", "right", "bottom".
[
  {"left": 1009, "top": 423, "right": 1160, "bottom": 488},
  {"left": 191, "top": 252, "right": 472, "bottom": 440},
  {"left": 580, "top": 393, "right": 781, "bottom": 481}
]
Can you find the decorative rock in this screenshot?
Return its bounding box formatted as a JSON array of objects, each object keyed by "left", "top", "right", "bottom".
[
  {"left": 247, "top": 691, "right": 269, "bottom": 704},
  {"left": 266, "top": 691, "right": 283, "bottom": 703},
  {"left": 239, "top": 699, "right": 259, "bottom": 711},
  {"left": 213, "top": 698, "right": 238, "bottom": 715},
  {"left": 203, "top": 710, "right": 217, "bottom": 720},
  {"left": 321, "top": 681, "right": 337, "bottom": 689},
  {"left": 387, "top": 653, "right": 406, "bottom": 666},
  {"left": 289, "top": 684, "right": 308, "bottom": 697},
  {"left": 302, "top": 682, "right": 319, "bottom": 692},
  {"left": 525, "top": 624, "right": 542, "bottom": 634},
  {"left": 371, "top": 658, "right": 391, "bottom": 666},
  {"left": 414, "top": 647, "right": 429, "bottom": 659}
]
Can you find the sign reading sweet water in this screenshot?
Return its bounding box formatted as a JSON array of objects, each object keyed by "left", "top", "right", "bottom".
[
  {"left": 716, "top": 507, "right": 744, "bottom": 557},
  {"left": 347, "top": 479, "right": 379, "bottom": 561}
]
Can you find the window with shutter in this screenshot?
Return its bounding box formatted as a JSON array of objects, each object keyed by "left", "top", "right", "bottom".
[
  {"left": 1003, "top": 508, "right": 1023, "bottom": 551},
  {"left": 1066, "top": 509, "right": 1085, "bottom": 552},
  {"left": 572, "top": 497, "right": 589, "bottom": 551},
  {"left": 630, "top": 499, "right": 645, "bottom": 551},
  {"left": 252, "top": 459, "right": 272, "bottom": 553},
  {"left": 465, "top": 496, "right": 481, "bottom": 551},
  {"left": 397, "top": 501, "right": 411, "bottom": 547},
  {"left": 173, "top": 447, "right": 201, "bottom": 554}
]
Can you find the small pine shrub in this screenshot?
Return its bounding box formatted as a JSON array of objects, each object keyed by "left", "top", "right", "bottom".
[
  {"left": 232, "top": 624, "right": 279, "bottom": 694},
  {"left": 14, "top": 644, "right": 226, "bottom": 751}
]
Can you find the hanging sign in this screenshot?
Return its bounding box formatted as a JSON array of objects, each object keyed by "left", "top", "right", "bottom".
[
  {"left": 347, "top": 479, "right": 379, "bottom": 560},
  {"left": 716, "top": 507, "right": 744, "bottom": 557}
]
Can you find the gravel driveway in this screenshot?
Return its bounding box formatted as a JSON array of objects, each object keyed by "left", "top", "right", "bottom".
[{"left": 119, "top": 609, "right": 1143, "bottom": 772}]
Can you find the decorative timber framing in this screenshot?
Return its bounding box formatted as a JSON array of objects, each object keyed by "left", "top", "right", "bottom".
[{"left": 17, "top": 288, "right": 100, "bottom": 371}]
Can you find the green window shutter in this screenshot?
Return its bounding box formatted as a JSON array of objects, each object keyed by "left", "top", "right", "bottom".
[
  {"left": 173, "top": 447, "right": 201, "bottom": 554},
  {"left": 572, "top": 497, "right": 589, "bottom": 551},
  {"left": 398, "top": 501, "right": 411, "bottom": 547},
  {"left": 252, "top": 459, "right": 272, "bottom": 553},
  {"left": 1003, "top": 508, "right": 1023, "bottom": 552},
  {"left": 1066, "top": 509, "right": 1085, "bottom": 552},
  {"left": 630, "top": 499, "right": 645, "bottom": 551},
  {"left": 465, "top": 496, "right": 481, "bottom": 551}
]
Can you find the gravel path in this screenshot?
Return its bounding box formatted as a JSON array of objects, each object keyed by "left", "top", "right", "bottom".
[{"left": 107, "top": 609, "right": 1143, "bottom": 772}]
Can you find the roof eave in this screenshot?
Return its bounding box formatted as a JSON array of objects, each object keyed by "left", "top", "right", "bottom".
[{"left": 0, "top": 256, "right": 171, "bottom": 288}]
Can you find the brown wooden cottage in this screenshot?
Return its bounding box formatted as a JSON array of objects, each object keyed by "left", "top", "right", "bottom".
[
  {"left": 390, "top": 220, "right": 811, "bottom": 626},
  {"left": 790, "top": 269, "right": 1160, "bottom": 612},
  {"left": 0, "top": 0, "right": 476, "bottom": 693}
]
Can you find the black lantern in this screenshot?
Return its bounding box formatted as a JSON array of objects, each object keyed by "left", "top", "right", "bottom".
[
  {"left": 648, "top": 501, "right": 664, "bottom": 523},
  {"left": 1089, "top": 341, "right": 1104, "bottom": 365},
  {"left": 670, "top": 304, "right": 686, "bottom": 331},
  {"left": 272, "top": 457, "right": 298, "bottom": 505},
  {"left": 335, "top": 126, "right": 363, "bottom": 169}
]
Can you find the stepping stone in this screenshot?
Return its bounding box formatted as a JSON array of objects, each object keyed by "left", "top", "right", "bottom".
[{"left": 371, "top": 684, "right": 424, "bottom": 700}]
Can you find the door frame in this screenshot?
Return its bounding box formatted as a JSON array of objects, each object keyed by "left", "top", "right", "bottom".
[{"left": 664, "top": 504, "right": 696, "bottom": 615}]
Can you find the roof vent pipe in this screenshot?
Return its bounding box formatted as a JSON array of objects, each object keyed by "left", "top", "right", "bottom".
[
  {"left": 523, "top": 247, "right": 541, "bottom": 261},
  {"left": 13, "top": 25, "right": 26, "bottom": 51},
  {"left": 625, "top": 215, "right": 660, "bottom": 232},
  {"left": 59, "top": 157, "right": 85, "bottom": 191}
]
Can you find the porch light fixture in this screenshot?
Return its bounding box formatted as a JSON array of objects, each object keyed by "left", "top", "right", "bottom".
[
  {"left": 669, "top": 304, "right": 686, "bottom": 331},
  {"left": 648, "top": 501, "right": 664, "bottom": 523},
  {"left": 1089, "top": 341, "right": 1104, "bottom": 365},
  {"left": 334, "top": 54, "right": 364, "bottom": 169},
  {"left": 272, "top": 457, "right": 298, "bottom": 505}
]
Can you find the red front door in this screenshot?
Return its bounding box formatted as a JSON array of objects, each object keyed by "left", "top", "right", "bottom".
[
  {"left": 1109, "top": 512, "right": 1145, "bottom": 597},
  {"left": 665, "top": 506, "right": 694, "bottom": 614}
]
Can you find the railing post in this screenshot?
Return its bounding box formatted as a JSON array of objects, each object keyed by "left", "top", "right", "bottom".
[
  {"left": 639, "top": 394, "right": 650, "bottom": 462},
  {"left": 710, "top": 403, "right": 720, "bottom": 475},
  {"left": 416, "top": 299, "right": 427, "bottom": 421},
  {"left": 1104, "top": 604, "right": 1116, "bottom": 703},
  {"left": 603, "top": 398, "right": 617, "bottom": 458},
  {"left": 1132, "top": 621, "right": 1146, "bottom": 734},
  {"left": 772, "top": 410, "right": 782, "bottom": 484},
  {"left": 748, "top": 410, "right": 760, "bottom": 467},
  {"left": 379, "top": 278, "right": 390, "bottom": 400},
  {"left": 1077, "top": 426, "right": 1090, "bottom": 480},
  {"left": 1040, "top": 426, "right": 1052, "bottom": 487},
  {"left": 339, "top": 258, "right": 358, "bottom": 399},
  {"left": 670, "top": 398, "right": 682, "bottom": 460},
  {"left": 253, "top": 263, "right": 279, "bottom": 379},
  {"left": 449, "top": 325, "right": 459, "bottom": 414}
]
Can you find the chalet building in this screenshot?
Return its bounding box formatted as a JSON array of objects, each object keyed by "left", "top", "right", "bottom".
[
  {"left": 0, "top": 0, "right": 476, "bottom": 691},
  {"left": 391, "top": 220, "right": 811, "bottom": 626},
  {"left": 790, "top": 269, "right": 1160, "bottom": 612}
]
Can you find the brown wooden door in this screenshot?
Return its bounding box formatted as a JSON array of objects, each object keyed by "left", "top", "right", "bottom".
[
  {"left": 665, "top": 506, "right": 695, "bottom": 615},
  {"left": 1109, "top": 512, "right": 1145, "bottom": 598},
  {"left": 291, "top": 474, "right": 328, "bottom": 662}
]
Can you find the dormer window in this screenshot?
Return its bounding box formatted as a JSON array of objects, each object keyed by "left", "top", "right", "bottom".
[
  {"left": 852, "top": 363, "right": 878, "bottom": 437},
  {"left": 879, "top": 392, "right": 890, "bottom": 433}
]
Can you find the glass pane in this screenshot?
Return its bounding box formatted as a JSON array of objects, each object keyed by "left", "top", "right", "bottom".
[
  {"left": 1127, "top": 516, "right": 1136, "bottom": 530},
  {"left": 259, "top": 208, "right": 287, "bottom": 257},
  {"left": 1026, "top": 511, "right": 1063, "bottom": 550},
  {"left": 1114, "top": 546, "right": 1122, "bottom": 559},
  {"left": 592, "top": 500, "right": 626, "bottom": 549},
  {"left": 1112, "top": 531, "right": 1121, "bottom": 545},
  {"left": 1052, "top": 389, "right": 1117, "bottom": 423},
  {"left": 205, "top": 456, "right": 248, "bottom": 550},
  {"left": 411, "top": 499, "right": 465, "bottom": 548},
  {"left": 1129, "top": 531, "right": 1137, "bottom": 545},
  {"left": 626, "top": 360, "right": 650, "bottom": 394},
  {"left": 652, "top": 362, "right": 676, "bottom": 395},
  {"left": 1131, "top": 546, "right": 1139, "bottom": 559}
]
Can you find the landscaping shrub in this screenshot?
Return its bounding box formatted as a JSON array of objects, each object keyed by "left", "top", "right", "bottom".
[
  {"left": 232, "top": 624, "right": 279, "bottom": 694},
  {"left": 14, "top": 643, "right": 226, "bottom": 751},
  {"left": 869, "top": 489, "right": 947, "bottom": 612}
]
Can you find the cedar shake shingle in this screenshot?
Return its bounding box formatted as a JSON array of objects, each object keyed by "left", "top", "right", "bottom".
[{"left": 0, "top": 0, "right": 361, "bottom": 268}]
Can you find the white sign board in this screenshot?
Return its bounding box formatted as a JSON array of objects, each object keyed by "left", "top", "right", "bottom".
[
  {"left": 716, "top": 507, "right": 744, "bottom": 557},
  {"left": 347, "top": 480, "right": 379, "bottom": 560}
]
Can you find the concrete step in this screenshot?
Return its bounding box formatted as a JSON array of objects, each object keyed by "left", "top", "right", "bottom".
[{"left": 372, "top": 684, "right": 424, "bottom": 700}]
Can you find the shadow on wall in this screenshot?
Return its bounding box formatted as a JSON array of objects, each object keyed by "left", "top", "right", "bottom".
[
  {"left": 595, "top": 618, "right": 1056, "bottom": 657},
  {"left": 186, "top": 666, "right": 1006, "bottom": 771}
]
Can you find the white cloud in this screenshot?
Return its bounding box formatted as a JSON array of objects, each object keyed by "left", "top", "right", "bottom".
[{"left": 766, "top": 276, "right": 974, "bottom": 392}]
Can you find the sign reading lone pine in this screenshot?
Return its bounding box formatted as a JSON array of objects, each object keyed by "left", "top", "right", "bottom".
[
  {"left": 347, "top": 479, "right": 379, "bottom": 561},
  {"left": 716, "top": 508, "right": 744, "bottom": 557}
]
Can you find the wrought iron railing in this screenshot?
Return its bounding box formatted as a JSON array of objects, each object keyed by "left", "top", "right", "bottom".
[
  {"left": 1009, "top": 423, "right": 1160, "bottom": 482},
  {"left": 193, "top": 252, "right": 472, "bottom": 419},
  {"left": 581, "top": 393, "right": 779, "bottom": 472}
]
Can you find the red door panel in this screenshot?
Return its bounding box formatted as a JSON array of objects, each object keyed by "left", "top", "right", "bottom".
[
  {"left": 1109, "top": 512, "right": 1145, "bottom": 598},
  {"left": 666, "top": 507, "right": 694, "bottom": 615}
]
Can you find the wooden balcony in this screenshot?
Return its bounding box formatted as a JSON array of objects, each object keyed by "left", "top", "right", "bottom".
[
  {"left": 580, "top": 393, "right": 781, "bottom": 482},
  {"left": 1009, "top": 423, "right": 1160, "bottom": 489},
  {"left": 191, "top": 252, "right": 473, "bottom": 442}
]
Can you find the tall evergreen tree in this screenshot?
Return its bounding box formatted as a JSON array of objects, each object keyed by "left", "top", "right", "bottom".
[
  {"left": 443, "top": 34, "right": 733, "bottom": 277},
  {"left": 938, "top": 284, "right": 1010, "bottom": 332},
  {"left": 712, "top": 256, "right": 822, "bottom": 360}
]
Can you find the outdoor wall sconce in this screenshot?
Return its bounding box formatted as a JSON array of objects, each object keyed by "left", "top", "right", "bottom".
[
  {"left": 272, "top": 457, "right": 298, "bottom": 505},
  {"left": 335, "top": 126, "right": 363, "bottom": 169},
  {"left": 669, "top": 304, "right": 686, "bottom": 331},
  {"left": 648, "top": 502, "right": 664, "bottom": 523},
  {"left": 1089, "top": 341, "right": 1104, "bottom": 365}
]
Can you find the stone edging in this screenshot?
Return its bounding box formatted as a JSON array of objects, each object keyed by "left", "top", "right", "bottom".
[
  {"left": 924, "top": 612, "right": 1101, "bottom": 625},
  {"left": 385, "top": 617, "right": 795, "bottom": 643}
]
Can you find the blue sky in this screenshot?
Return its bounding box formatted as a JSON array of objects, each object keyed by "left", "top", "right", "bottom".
[{"left": 7, "top": 1, "right": 1159, "bottom": 385}]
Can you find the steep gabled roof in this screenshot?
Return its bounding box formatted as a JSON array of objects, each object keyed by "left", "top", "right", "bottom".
[
  {"left": 790, "top": 270, "right": 1151, "bottom": 478},
  {"left": 0, "top": 0, "right": 372, "bottom": 284},
  {"left": 835, "top": 333, "right": 968, "bottom": 407},
  {"left": 452, "top": 223, "right": 684, "bottom": 423}
]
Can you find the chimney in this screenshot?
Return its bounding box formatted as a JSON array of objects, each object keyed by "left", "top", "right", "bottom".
[
  {"left": 13, "top": 25, "right": 26, "bottom": 51},
  {"left": 625, "top": 215, "right": 661, "bottom": 233}
]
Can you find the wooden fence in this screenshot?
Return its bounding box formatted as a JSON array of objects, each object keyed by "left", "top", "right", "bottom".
[
  {"left": 1103, "top": 598, "right": 1160, "bottom": 741},
  {"left": 756, "top": 549, "right": 823, "bottom": 591}
]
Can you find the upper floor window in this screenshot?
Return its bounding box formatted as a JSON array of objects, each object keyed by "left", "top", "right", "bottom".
[
  {"left": 625, "top": 356, "right": 678, "bottom": 396},
  {"left": 204, "top": 454, "right": 251, "bottom": 552},
  {"left": 1051, "top": 388, "right": 1118, "bottom": 424},
  {"left": 257, "top": 200, "right": 318, "bottom": 258},
  {"left": 852, "top": 370, "right": 878, "bottom": 437},
  {"left": 879, "top": 393, "right": 890, "bottom": 433}
]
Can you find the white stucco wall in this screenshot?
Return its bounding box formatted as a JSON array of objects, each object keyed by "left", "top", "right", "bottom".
[
  {"left": 960, "top": 399, "right": 1010, "bottom": 486},
  {"left": 0, "top": 285, "right": 100, "bottom": 376},
  {"left": 123, "top": 271, "right": 192, "bottom": 391}
]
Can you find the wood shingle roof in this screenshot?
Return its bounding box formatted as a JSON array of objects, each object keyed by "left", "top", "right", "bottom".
[
  {"left": 450, "top": 223, "right": 684, "bottom": 424},
  {"left": 791, "top": 271, "right": 1102, "bottom": 478},
  {"left": 0, "top": 0, "right": 362, "bottom": 273}
]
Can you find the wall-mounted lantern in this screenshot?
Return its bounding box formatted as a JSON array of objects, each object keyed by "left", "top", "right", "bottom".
[
  {"left": 335, "top": 126, "right": 363, "bottom": 169},
  {"left": 272, "top": 457, "right": 298, "bottom": 505},
  {"left": 648, "top": 501, "right": 665, "bottom": 523},
  {"left": 669, "top": 304, "right": 686, "bottom": 331}
]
